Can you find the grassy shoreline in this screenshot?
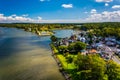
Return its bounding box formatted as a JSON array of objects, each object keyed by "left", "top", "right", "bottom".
[{"left": 50, "top": 43, "right": 77, "bottom": 80}]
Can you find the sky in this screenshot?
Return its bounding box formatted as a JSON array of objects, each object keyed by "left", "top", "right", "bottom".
[{"left": 0, "top": 0, "right": 120, "bottom": 23}]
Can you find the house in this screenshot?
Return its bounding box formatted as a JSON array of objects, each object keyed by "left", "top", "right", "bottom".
[
  {"left": 117, "top": 40, "right": 120, "bottom": 45},
  {"left": 106, "top": 41, "right": 116, "bottom": 46},
  {"left": 80, "top": 50, "right": 87, "bottom": 55},
  {"left": 80, "top": 37, "right": 86, "bottom": 43},
  {"left": 105, "top": 37, "right": 116, "bottom": 42},
  {"left": 96, "top": 43, "right": 103, "bottom": 48},
  {"left": 28, "top": 28, "right": 31, "bottom": 31},
  {"left": 89, "top": 49, "right": 97, "bottom": 53}
]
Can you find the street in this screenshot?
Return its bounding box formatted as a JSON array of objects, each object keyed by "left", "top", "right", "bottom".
[{"left": 101, "top": 44, "right": 120, "bottom": 64}]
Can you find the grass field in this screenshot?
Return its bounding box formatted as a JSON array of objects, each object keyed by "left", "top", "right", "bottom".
[{"left": 57, "top": 54, "right": 76, "bottom": 70}]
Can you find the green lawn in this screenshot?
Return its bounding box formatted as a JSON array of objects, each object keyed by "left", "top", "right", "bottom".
[{"left": 57, "top": 54, "right": 76, "bottom": 70}]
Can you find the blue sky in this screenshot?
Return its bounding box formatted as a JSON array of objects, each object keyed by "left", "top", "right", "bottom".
[{"left": 0, "top": 0, "right": 120, "bottom": 23}]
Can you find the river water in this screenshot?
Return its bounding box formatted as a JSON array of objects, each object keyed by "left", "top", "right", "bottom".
[{"left": 0, "top": 27, "right": 73, "bottom": 80}]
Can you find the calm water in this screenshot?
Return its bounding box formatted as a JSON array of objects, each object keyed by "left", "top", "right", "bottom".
[{"left": 0, "top": 27, "right": 73, "bottom": 80}]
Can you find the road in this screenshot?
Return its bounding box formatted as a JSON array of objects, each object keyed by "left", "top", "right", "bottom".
[
  {"left": 101, "top": 44, "right": 120, "bottom": 64},
  {"left": 112, "top": 56, "right": 120, "bottom": 64},
  {"left": 109, "top": 47, "right": 120, "bottom": 64}
]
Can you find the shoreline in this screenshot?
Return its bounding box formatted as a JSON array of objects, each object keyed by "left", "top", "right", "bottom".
[{"left": 50, "top": 44, "right": 72, "bottom": 80}]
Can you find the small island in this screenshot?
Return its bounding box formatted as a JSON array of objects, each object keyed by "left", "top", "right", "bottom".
[{"left": 28, "top": 27, "right": 54, "bottom": 36}]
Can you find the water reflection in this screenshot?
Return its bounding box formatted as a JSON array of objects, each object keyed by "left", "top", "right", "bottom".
[
  {"left": 54, "top": 29, "right": 74, "bottom": 38},
  {"left": 0, "top": 27, "right": 73, "bottom": 80}
]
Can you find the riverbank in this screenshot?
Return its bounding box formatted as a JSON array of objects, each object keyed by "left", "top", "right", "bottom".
[
  {"left": 50, "top": 44, "right": 72, "bottom": 80},
  {"left": 36, "top": 31, "right": 53, "bottom": 36}
]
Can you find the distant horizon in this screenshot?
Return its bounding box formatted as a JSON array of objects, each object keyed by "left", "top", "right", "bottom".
[{"left": 0, "top": 21, "right": 120, "bottom": 24}]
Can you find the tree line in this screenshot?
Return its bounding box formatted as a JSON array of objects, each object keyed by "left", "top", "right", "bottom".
[
  {"left": 79, "top": 22, "right": 120, "bottom": 39},
  {"left": 0, "top": 23, "right": 75, "bottom": 30}
]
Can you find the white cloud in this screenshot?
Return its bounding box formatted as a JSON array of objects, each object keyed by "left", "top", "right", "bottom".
[
  {"left": 40, "top": 0, "right": 45, "bottom": 1},
  {"left": 105, "top": 3, "right": 109, "bottom": 6},
  {"left": 0, "top": 14, "right": 41, "bottom": 23},
  {"left": 0, "top": 14, "right": 82, "bottom": 23},
  {"left": 40, "top": 0, "right": 50, "bottom": 2},
  {"left": 0, "top": 10, "right": 120, "bottom": 23},
  {"left": 90, "top": 9, "right": 97, "bottom": 14},
  {"left": 39, "top": 19, "right": 82, "bottom": 23},
  {"left": 0, "top": 14, "right": 6, "bottom": 21},
  {"left": 38, "top": 16, "right": 42, "bottom": 20},
  {"left": 85, "top": 10, "right": 120, "bottom": 22},
  {"left": 0, "top": 14, "right": 4, "bottom": 16},
  {"left": 61, "top": 4, "right": 73, "bottom": 8},
  {"left": 95, "top": 0, "right": 113, "bottom": 2},
  {"left": 112, "top": 5, "right": 120, "bottom": 9}
]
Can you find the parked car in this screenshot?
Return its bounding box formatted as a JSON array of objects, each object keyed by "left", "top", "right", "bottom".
[
  {"left": 106, "top": 41, "right": 116, "bottom": 46},
  {"left": 115, "top": 49, "right": 120, "bottom": 57}
]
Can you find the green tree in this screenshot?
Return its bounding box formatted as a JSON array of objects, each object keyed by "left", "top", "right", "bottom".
[
  {"left": 50, "top": 35, "right": 57, "bottom": 42},
  {"left": 74, "top": 54, "right": 106, "bottom": 80},
  {"left": 68, "top": 42, "right": 75, "bottom": 52},
  {"left": 66, "top": 56, "right": 73, "bottom": 63},
  {"left": 68, "top": 41, "right": 86, "bottom": 53},
  {"left": 74, "top": 41, "right": 86, "bottom": 52},
  {"left": 58, "top": 45, "right": 68, "bottom": 53},
  {"left": 106, "top": 61, "right": 120, "bottom": 80}
]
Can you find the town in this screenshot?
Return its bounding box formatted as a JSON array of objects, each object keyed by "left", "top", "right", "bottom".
[
  {"left": 53, "top": 31, "right": 120, "bottom": 62},
  {"left": 50, "top": 23, "right": 120, "bottom": 80}
]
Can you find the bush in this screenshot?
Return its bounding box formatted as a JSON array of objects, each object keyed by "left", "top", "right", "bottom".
[
  {"left": 50, "top": 35, "right": 57, "bottom": 42},
  {"left": 66, "top": 56, "right": 73, "bottom": 63}
]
